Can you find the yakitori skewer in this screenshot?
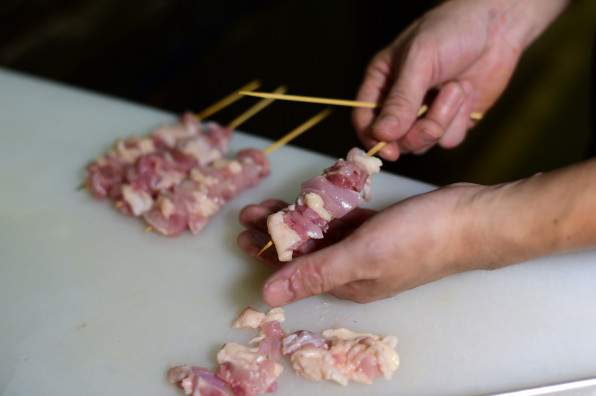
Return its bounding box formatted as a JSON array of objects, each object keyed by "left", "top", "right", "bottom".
[
  {"left": 142, "top": 108, "right": 332, "bottom": 236},
  {"left": 238, "top": 91, "right": 483, "bottom": 120},
  {"left": 256, "top": 140, "right": 379, "bottom": 258},
  {"left": 257, "top": 143, "right": 383, "bottom": 261},
  {"left": 130, "top": 85, "right": 287, "bottom": 226}
]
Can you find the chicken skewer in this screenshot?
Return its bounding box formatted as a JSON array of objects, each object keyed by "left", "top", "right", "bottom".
[
  {"left": 85, "top": 85, "right": 287, "bottom": 217},
  {"left": 142, "top": 108, "right": 332, "bottom": 236},
  {"left": 257, "top": 143, "right": 382, "bottom": 260}
]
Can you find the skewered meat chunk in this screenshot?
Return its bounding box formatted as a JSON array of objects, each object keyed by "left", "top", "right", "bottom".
[
  {"left": 143, "top": 148, "right": 269, "bottom": 237},
  {"left": 268, "top": 147, "right": 382, "bottom": 261}
]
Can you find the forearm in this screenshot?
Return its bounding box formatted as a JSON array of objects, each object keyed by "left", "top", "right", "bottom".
[{"left": 471, "top": 157, "right": 596, "bottom": 269}]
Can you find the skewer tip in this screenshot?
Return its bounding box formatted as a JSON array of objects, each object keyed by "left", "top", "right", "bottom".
[
  {"left": 257, "top": 240, "right": 273, "bottom": 257},
  {"left": 470, "top": 111, "right": 483, "bottom": 120},
  {"left": 366, "top": 141, "right": 387, "bottom": 157},
  {"left": 78, "top": 179, "right": 90, "bottom": 190}
]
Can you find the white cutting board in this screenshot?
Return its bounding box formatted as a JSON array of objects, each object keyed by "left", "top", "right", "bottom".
[{"left": 1, "top": 68, "right": 596, "bottom": 396}]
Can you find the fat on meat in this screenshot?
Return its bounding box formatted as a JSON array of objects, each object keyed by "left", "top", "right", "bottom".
[
  {"left": 216, "top": 342, "right": 283, "bottom": 396},
  {"left": 167, "top": 365, "right": 229, "bottom": 396},
  {"left": 284, "top": 328, "right": 399, "bottom": 386},
  {"left": 167, "top": 307, "right": 400, "bottom": 396}
]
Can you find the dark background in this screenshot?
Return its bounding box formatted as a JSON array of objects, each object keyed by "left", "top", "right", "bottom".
[{"left": 1, "top": 0, "right": 593, "bottom": 186}]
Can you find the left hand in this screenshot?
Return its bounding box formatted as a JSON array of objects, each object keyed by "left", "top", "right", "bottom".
[{"left": 237, "top": 183, "right": 493, "bottom": 306}]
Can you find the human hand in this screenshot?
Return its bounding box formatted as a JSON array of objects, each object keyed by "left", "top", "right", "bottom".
[
  {"left": 238, "top": 184, "right": 496, "bottom": 306},
  {"left": 238, "top": 158, "right": 596, "bottom": 306},
  {"left": 353, "top": 0, "right": 570, "bottom": 160}
]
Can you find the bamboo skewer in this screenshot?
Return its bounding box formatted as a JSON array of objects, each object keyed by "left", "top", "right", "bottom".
[
  {"left": 257, "top": 240, "right": 274, "bottom": 257},
  {"left": 264, "top": 108, "right": 332, "bottom": 155},
  {"left": 197, "top": 80, "right": 261, "bottom": 120},
  {"left": 78, "top": 179, "right": 90, "bottom": 190},
  {"left": 366, "top": 141, "right": 387, "bottom": 157},
  {"left": 239, "top": 91, "right": 483, "bottom": 120},
  {"left": 239, "top": 91, "right": 377, "bottom": 109},
  {"left": 228, "top": 85, "right": 287, "bottom": 129}
]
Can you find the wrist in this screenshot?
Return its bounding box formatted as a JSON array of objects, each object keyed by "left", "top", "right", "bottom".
[
  {"left": 450, "top": 178, "right": 555, "bottom": 272},
  {"left": 467, "top": 180, "right": 539, "bottom": 270},
  {"left": 466, "top": 160, "right": 596, "bottom": 270},
  {"left": 488, "top": 0, "right": 572, "bottom": 51}
]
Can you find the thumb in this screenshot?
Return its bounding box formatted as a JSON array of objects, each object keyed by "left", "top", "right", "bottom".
[
  {"left": 261, "top": 242, "right": 360, "bottom": 307},
  {"left": 371, "top": 53, "right": 433, "bottom": 148}
]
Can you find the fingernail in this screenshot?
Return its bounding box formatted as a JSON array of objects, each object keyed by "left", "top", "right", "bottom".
[
  {"left": 445, "top": 86, "right": 465, "bottom": 107},
  {"left": 372, "top": 115, "right": 399, "bottom": 134},
  {"left": 264, "top": 278, "right": 293, "bottom": 306},
  {"left": 419, "top": 128, "right": 440, "bottom": 143},
  {"left": 460, "top": 80, "right": 473, "bottom": 96}
]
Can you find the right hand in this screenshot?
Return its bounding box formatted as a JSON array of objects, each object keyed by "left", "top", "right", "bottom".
[{"left": 353, "top": 0, "right": 570, "bottom": 160}]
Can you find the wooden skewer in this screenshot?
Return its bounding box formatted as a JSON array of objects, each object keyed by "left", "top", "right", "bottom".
[
  {"left": 239, "top": 91, "right": 376, "bottom": 109},
  {"left": 257, "top": 240, "right": 273, "bottom": 257},
  {"left": 239, "top": 91, "right": 483, "bottom": 120},
  {"left": 366, "top": 141, "right": 386, "bottom": 157},
  {"left": 228, "top": 85, "right": 287, "bottom": 129},
  {"left": 264, "top": 108, "right": 332, "bottom": 155},
  {"left": 197, "top": 80, "right": 261, "bottom": 120},
  {"left": 78, "top": 179, "right": 90, "bottom": 190}
]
